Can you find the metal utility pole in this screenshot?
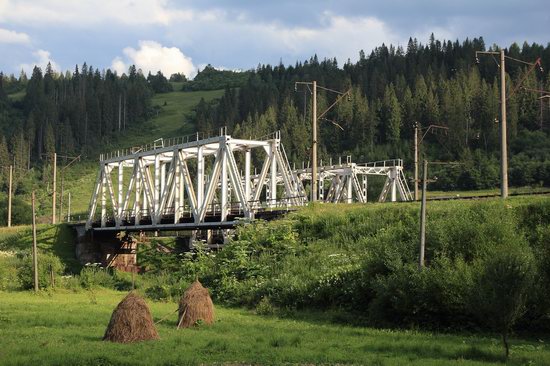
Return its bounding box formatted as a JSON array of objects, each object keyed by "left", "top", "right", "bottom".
[
  {"left": 312, "top": 80, "right": 318, "bottom": 202},
  {"left": 419, "top": 159, "right": 428, "bottom": 268},
  {"left": 295, "top": 81, "right": 351, "bottom": 202},
  {"left": 52, "top": 152, "right": 57, "bottom": 224},
  {"left": 7, "top": 165, "right": 12, "bottom": 227},
  {"left": 31, "top": 191, "right": 39, "bottom": 292},
  {"left": 413, "top": 123, "right": 448, "bottom": 201},
  {"left": 500, "top": 49, "right": 508, "bottom": 199}
]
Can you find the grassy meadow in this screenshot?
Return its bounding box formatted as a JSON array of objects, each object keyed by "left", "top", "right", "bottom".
[{"left": 1, "top": 289, "right": 549, "bottom": 366}]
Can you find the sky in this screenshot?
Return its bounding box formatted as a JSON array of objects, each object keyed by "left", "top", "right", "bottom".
[{"left": 0, "top": 0, "right": 548, "bottom": 79}]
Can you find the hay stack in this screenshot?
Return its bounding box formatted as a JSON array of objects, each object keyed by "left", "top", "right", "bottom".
[
  {"left": 177, "top": 280, "right": 215, "bottom": 328},
  {"left": 103, "top": 292, "right": 159, "bottom": 343}
]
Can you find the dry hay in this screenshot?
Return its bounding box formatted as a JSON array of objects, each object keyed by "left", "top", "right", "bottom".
[
  {"left": 103, "top": 292, "right": 159, "bottom": 343},
  {"left": 177, "top": 280, "right": 215, "bottom": 328}
]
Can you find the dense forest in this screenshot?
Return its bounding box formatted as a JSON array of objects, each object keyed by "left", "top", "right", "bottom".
[{"left": 194, "top": 36, "right": 550, "bottom": 189}]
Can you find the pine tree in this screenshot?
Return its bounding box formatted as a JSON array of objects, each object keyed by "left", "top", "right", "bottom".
[{"left": 382, "top": 84, "right": 402, "bottom": 144}]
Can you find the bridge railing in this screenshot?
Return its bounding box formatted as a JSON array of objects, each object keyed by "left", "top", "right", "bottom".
[
  {"left": 363, "top": 159, "right": 403, "bottom": 168},
  {"left": 99, "top": 127, "right": 231, "bottom": 162}
]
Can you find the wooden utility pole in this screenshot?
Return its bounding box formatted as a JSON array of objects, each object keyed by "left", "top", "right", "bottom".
[
  {"left": 500, "top": 49, "right": 508, "bottom": 199},
  {"left": 59, "top": 177, "right": 64, "bottom": 223},
  {"left": 419, "top": 159, "right": 428, "bottom": 268},
  {"left": 52, "top": 152, "right": 57, "bottom": 224},
  {"left": 7, "top": 165, "right": 12, "bottom": 227},
  {"left": 118, "top": 94, "right": 122, "bottom": 131},
  {"left": 32, "top": 191, "right": 39, "bottom": 292},
  {"left": 312, "top": 80, "right": 318, "bottom": 202},
  {"left": 67, "top": 192, "right": 71, "bottom": 222}
]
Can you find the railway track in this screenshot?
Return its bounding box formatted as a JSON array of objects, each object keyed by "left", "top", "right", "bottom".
[{"left": 427, "top": 190, "right": 550, "bottom": 201}]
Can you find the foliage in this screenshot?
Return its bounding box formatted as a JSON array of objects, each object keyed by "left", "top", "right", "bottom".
[
  {"left": 133, "top": 197, "right": 550, "bottom": 335},
  {"left": 182, "top": 64, "right": 250, "bottom": 91},
  {"left": 471, "top": 245, "right": 535, "bottom": 358},
  {"left": 16, "top": 251, "right": 64, "bottom": 289},
  {"left": 147, "top": 71, "right": 173, "bottom": 93},
  {"left": 0, "top": 196, "right": 32, "bottom": 226}
]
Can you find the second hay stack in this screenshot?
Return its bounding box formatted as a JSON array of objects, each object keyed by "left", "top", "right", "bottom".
[{"left": 177, "top": 280, "right": 215, "bottom": 328}]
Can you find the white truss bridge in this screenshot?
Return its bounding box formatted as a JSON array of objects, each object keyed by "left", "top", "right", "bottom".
[{"left": 86, "top": 131, "right": 412, "bottom": 232}]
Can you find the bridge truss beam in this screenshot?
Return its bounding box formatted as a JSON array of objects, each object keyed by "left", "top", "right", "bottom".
[{"left": 86, "top": 132, "right": 306, "bottom": 230}]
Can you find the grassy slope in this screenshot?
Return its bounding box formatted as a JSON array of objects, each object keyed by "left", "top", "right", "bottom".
[
  {"left": 7, "top": 90, "right": 25, "bottom": 102},
  {"left": 0, "top": 224, "right": 80, "bottom": 272},
  {"left": 48, "top": 88, "right": 224, "bottom": 218},
  {"left": 1, "top": 289, "right": 548, "bottom": 365}
]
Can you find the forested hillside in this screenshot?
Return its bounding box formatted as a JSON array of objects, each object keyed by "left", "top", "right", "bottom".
[
  {"left": 0, "top": 64, "right": 152, "bottom": 169},
  {"left": 194, "top": 36, "right": 550, "bottom": 189}
]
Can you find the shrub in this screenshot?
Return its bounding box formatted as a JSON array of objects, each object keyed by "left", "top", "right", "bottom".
[
  {"left": 0, "top": 197, "right": 32, "bottom": 226},
  {"left": 0, "top": 254, "right": 22, "bottom": 290},
  {"left": 255, "top": 296, "right": 276, "bottom": 315},
  {"left": 78, "top": 265, "right": 116, "bottom": 289},
  {"left": 471, "top": 245, "right": 535, "bottom": 358},
  {"left": 17, "top": 252, "right": 64, "bottom": 289},
  {"left": 145, "top": 285, "right": 171, "bottom": 301}
]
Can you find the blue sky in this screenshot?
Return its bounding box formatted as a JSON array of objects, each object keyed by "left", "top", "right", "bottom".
[{"left": 0, "top": 0, "right": 548, "bottom": 78}]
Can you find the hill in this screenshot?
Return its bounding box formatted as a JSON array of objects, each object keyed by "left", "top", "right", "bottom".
[{"left": 1, "top": 87, "right": 224, "bottom": 222}]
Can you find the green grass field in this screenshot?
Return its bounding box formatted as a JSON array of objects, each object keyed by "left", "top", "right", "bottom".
[{"left": 0, "top": 289, "right": 548, "bottom": 366}]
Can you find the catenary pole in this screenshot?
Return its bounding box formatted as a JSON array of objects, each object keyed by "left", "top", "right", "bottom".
[
  {"left": 32, "top": 191, "right": 39, "bottom": 292},
  {"left": 312, "top": 81, "right": 318, "bottom": 202},
  {"left": 52, "top": 152, "right": 57, "bottom": 224},
  {"left": 500, "top": 49, "right": 508, "bottom": 199},
  {"left": 8, "top": 165, "right": 12, "bottom": 227}
]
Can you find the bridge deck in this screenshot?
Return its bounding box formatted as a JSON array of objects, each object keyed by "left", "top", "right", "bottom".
[{"left": 89, "top": 208, "right": 291, "bottom": 232}]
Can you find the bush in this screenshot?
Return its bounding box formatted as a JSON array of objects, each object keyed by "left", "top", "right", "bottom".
[
  {"left": 255, "top": 296, "right": 277, "bottom": 315},
  {"left": 368, "top": 257, "right": 475, "bottom": 329},
  {"left": 0, "top": 254, "right": 22, "bottom": 290},
  {"left": 78, "top": 265, "right": 116, "bottom": 289},
  {"left": 0, "top": 197, "right": 32, "bottom": 226},
  {"left": 471, "top": 245, "right": 535, "bottom": 358},
  {"left": 17, "top": 252, "right": 64, "bottom": 289}
]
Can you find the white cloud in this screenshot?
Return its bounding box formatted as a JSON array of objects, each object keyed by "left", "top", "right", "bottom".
[
  {"left": 165, "top": 11, "right": 403, "bottom": 67},
  {"left": 0, "top": 0, "right": 219, "bottom": 26},
  {"left": 19, "top": 49, "right": 60, "bottom": 74},
  {"left": 275, "top": 12, "right": 401, "bottom": 62},
  {"left": 0, "top": 27, "right": 30, "bottom": 44},
  {"left": 111, "top": 41, "right": 196, "bottom": 78}
]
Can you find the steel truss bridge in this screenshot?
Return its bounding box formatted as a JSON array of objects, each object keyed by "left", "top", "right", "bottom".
[{"left": 86, "top": 131, "right": 412, "bottom": 232}]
